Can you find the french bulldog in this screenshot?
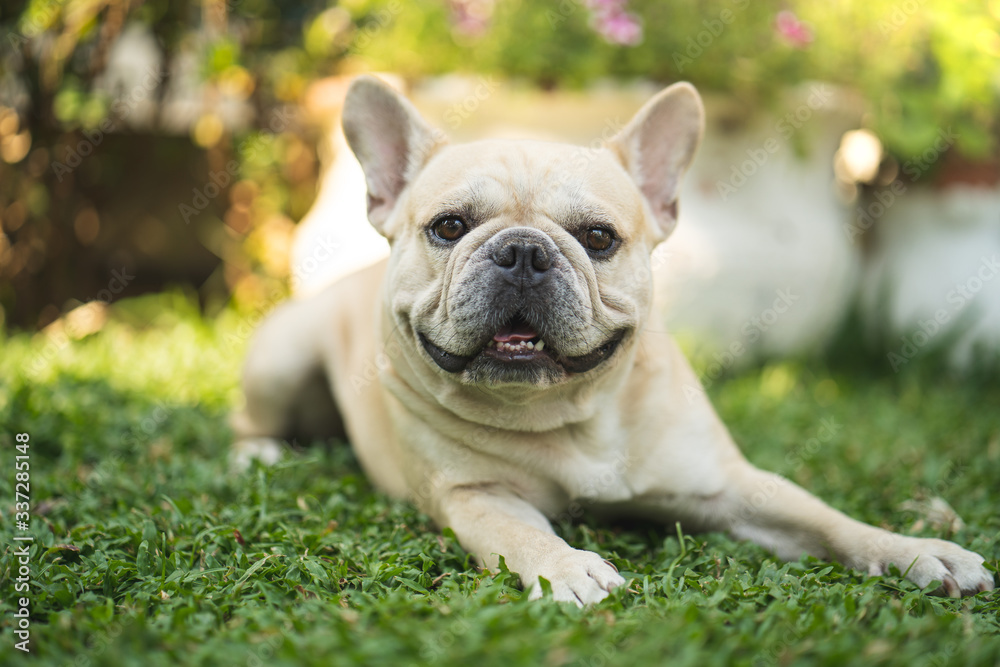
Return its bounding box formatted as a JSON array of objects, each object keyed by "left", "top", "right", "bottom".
[{"left": 232, "top": 75, "right": 994, "bottom": 605}]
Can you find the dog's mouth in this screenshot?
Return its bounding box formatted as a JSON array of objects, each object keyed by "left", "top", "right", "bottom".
[
  {"left": 484, "top": 314, "right": 548, "bottom": 360},
  {"left": 419, "top": 314, "right": 624, "bottom": 376}
]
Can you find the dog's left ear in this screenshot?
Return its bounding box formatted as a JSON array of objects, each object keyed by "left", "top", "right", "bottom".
[{"left": 608, "top": 82, "right": 704, "bottom": 241}]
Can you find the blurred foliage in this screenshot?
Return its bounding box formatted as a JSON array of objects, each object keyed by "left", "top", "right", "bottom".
[
  {"left": 351, "top": 0, "right": 1000, "bottom": 161},
  {"left": 0, "top": 0, "right": 334, "bottom": 327},
  {"left": 0, "top": 0, "right": 998, "bottom": 328}
]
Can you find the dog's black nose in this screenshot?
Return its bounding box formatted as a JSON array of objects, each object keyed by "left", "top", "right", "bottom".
[{"left": 491, "top": 240, "right": 551, "bottom": 286}]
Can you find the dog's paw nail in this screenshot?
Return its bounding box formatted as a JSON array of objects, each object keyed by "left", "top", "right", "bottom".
[
  {"left": 943, "top": 575, "right": 961, "bottom": 598},
  {"left": 528, "top": 550, "right": 626, "bottom": 605}
]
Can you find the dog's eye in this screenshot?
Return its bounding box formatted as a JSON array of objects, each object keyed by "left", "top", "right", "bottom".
[
  {"left": 582, "top": 227, "right": 615, "bottom": 253},
  {"left": 431, "top": 216, "right": 467, "bottom": 243}
]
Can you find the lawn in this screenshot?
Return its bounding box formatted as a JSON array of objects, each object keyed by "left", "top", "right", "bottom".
[{"left": 1, "top": 293, "right": 998, "bottom": 667}]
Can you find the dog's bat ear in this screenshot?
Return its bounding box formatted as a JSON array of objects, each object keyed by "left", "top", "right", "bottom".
[
  {"left": 608, "top": 82, "right": 704, "bottom": 242},
  {"left": 342, "top": 75, "right": 446, "bottom": 237}
]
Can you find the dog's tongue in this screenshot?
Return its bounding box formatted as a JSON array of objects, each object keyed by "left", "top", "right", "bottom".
[{"left": 493, "top": 319, "right": 537, "bottom": 343}]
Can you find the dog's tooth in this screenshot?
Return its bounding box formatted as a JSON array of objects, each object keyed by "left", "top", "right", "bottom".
[
  {"left": 535, "top": 340, "right": 545, "bottom": 352},
  {"left": 526, "top": 341, "right": 534, "bottom": 350}
]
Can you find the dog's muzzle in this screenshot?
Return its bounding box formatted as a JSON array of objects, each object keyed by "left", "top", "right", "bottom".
[{"left": 415, "top": 227, "right": 627, "bottom": 382}]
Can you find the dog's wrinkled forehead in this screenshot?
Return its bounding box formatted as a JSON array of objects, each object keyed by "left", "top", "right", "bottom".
[
  {"left": 405, "top": 140, "right": 647, "bottom": 236},
  {"left": 343, "top": 75, "right": 703, "bottom": 246}
]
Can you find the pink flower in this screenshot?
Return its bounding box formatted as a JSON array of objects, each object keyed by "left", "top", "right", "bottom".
[
  {"left": 596, "top": 11, "right": 643, "bottom": 45},
  {"left": 587, "top": 0, "right": 643, "bottom": 46},
  {"left": 775, "top": 10, "right": 813, "bottom": 48},
  {"left": 449, "top": 0, "right": 494, "bottom": 38}
]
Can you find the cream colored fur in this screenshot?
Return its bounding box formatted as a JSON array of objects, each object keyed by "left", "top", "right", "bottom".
[{"left": 233, "top": 76, "right": 993, "bottom": 605}]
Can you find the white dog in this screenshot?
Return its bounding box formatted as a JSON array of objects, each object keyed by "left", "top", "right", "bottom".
[{"left": 233, "top": 76, "right": 994, "bottom": 605}]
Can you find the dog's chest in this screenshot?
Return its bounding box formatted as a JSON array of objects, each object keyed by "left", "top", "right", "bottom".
[
  {"left": 555, "top": 449, "right": 635, "bottom": 503},
  {"left": 500, "top": 444, "right": 636, "bottom": 520},
  {"left": 503, "top": 428, "right": 636, "bottom": 505},
  {"left": 506, "top": 413, "right": 639, "bottom": 505}
]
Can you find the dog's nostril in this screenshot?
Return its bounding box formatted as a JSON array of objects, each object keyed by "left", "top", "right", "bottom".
[
  {"left": 492, "top": 241, "right": 550, "bottom": 275},
  {"left": 493, "top": 244, "right": 517, "bottom": 268},
  {"left": 530, "top": 245, "right": 551, "bottom": 272}
]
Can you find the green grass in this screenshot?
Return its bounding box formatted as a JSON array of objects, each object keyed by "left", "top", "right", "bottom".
[{"left": 1, "top": 293, "right": 998, "bottom": 667}]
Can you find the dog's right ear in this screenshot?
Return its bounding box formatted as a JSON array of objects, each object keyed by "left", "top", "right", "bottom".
[
  {"left": 342, "top": 75, "right": 445, "bottom": 237},
  {"left": 607, "top": 82, "right": 704, "bottom": 243}
]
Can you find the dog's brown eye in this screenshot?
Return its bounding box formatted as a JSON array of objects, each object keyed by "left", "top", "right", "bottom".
[
  {"left": 583, "top": 228, "right": 615, "bottom": 253},
  {"left": 431, "top": 216, "right": 467, "bottom": 242}
]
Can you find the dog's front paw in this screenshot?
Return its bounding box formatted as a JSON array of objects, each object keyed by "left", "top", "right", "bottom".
[
  {"left": 864, "top": 533, "right": 994, "bottom": 596},
  {"left": 525, "top": 549, "right": 626, "bottom": 607}
]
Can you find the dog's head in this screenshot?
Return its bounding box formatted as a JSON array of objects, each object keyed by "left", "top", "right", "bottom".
[{"left": 343, "top": 76, "right": 702, "bottom": 396}]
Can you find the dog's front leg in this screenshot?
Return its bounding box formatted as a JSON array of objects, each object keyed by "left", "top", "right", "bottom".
[
  {"left": 718, "top": 462, "right": 995, "bottom": 596},
  {"left": 438, "top": 485, "right": 626, "bottom": 606}
]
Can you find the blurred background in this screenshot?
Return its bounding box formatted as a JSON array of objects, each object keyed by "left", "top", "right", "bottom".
[{"left": 1, "top": 0, "right": 999, "bottom": 372}]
